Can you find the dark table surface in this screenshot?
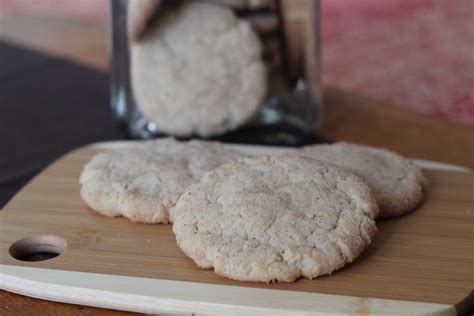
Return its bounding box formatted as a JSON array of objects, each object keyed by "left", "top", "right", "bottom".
[{"left": 0, "top": 42, "right": 124, "bottom": 208}]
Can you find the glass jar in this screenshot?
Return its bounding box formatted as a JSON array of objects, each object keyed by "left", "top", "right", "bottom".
[{"left": 110, "top": 0, "right": 322, "bottom": 146}]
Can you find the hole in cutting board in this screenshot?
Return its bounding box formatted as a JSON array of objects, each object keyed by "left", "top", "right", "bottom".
[{"left": 9, "top": 235, "right": 67, "bottom": 262}]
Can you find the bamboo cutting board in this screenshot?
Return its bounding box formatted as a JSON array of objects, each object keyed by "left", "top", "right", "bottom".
[{"left": 0, "top": 142, "right": 473, "bottom": 315}]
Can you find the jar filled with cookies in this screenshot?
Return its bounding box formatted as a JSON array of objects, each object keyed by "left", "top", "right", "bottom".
[{"left": 110, "top": 0, "right": 322, "bottom": 146}]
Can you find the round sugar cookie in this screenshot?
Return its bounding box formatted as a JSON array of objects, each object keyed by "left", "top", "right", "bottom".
[
  {"left": 173, "top": 155, "right": 378, "bottom": 282},
  {"left": 302, "top": 142, "right": 428, "bottom": 218},
  {"left": 131, "top": 2, "right": 267, "bottom": 137},
  {"left": 79, "top": 138, "right": 245, "bottom": 224}
]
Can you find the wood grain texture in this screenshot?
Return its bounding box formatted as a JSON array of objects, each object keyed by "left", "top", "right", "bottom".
[
  {"left": 0, "top": 144, "right": 473, "bottom": 314},
  {"left": 322, "top": 87, "right": 474, "bottom": 169},
  {"left": 0, "top": 15, "right": 108, "bottom": 70},
  {"left": 0, "top": 290, "right": 136, "bottom": 316}
]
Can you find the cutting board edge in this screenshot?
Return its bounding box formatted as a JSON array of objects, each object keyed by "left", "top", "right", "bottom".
[{"left": 0, "top": 265, "right": 457, "bottom": 315}]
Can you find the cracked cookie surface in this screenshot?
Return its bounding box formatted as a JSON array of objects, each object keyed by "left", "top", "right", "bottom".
[
  {"left": 172, "top": 155, "right": 378, "bottom": 282},
  {"left": 301, "top": 142, "right": 428, "bottom": 218},
  {"left": 131, "top": 2, "right": 267, "bottom": 137},
  {"left": 79, "top": 138, "right": 245, "bottom": 224}
]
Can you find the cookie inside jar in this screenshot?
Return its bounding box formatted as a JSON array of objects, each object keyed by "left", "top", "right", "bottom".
[{"left": 110, "top": 0, "right": 322, "bottom": 146}]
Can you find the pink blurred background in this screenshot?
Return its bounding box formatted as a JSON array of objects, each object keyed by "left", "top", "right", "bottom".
[{"left": 1, "top": 0, "right": 473, "bottom": 123}]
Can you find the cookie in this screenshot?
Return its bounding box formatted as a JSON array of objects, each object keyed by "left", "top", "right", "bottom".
[
  {"left": 301, "top": 142, "right": 428, "bottom": 218},
  {"left": 173, "top": 155, "right": 378, "bottom": 282},
  {"left": 79, "top": 138, "right": 245, "bottom": 224},
  {"left": 131, "top": 2, "right": 267, "bottom": 137}
]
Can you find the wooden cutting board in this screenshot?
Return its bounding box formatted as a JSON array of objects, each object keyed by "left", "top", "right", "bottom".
[{"left": 1, "top": 142, "right": 473, "bottom": 315}]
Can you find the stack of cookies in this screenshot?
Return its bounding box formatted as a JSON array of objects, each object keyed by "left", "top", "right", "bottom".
[
  {"left": 80, "top": 139, "right": 427, "bottom": 283},
  {"left": 127, "top": 0, "right": 317, "bottom": 137}
]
